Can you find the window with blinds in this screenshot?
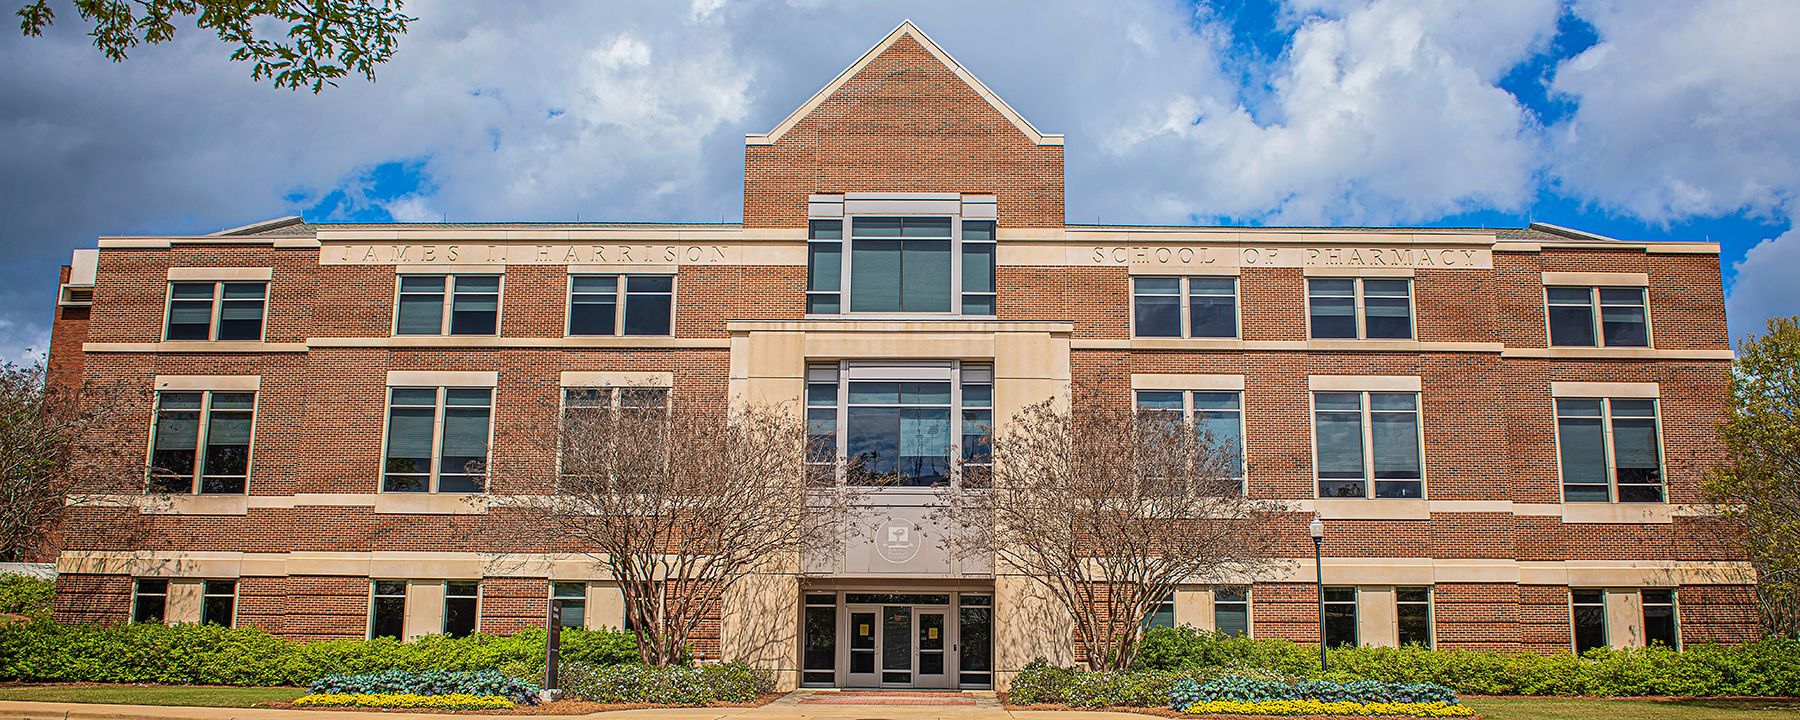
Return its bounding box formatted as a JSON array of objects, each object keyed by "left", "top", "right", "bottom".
[
  {"left": 1556, "top": 398, "right": 1664, "bottom": 503},
  {"left": 395, "top": 275, "right": 501, "bottom": 336},
  {"left": 810, "top": 362, "right": 992, "bottom": 488},
  {"left": 1134, "top": 390, "right": 1246, "bottom": 482},
  {"left": 1307, "top": 278, "right": 1413, "bottom": 340},
  {"left": 383, "top": 387, "right": 492, "bottom": 493},
  {"left": 567, "top": 275, "right": 674, "bottom": 336},
  {"left": 165, "top": 282, "right": 266, "bottom": 341},
  {"left": 149, "top": 390, "right": 256, "bottom": 494},
  {"left": 1547, "top": 287, "right": 1649, "bottom": 347},
  {"left": 1132, "top": 277, "right": 1239, "bottom": 338},
  {"left": 1313, "top": 392, "right": 1423, "bottom": 499}
]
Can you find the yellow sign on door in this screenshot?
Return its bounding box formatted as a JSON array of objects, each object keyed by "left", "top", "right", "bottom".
[
  {"left": 928, "top": 627, "right": 939, "bottom": 639},
  {"left": 860, "top": 624, "right": 870, "bottom": 635}
]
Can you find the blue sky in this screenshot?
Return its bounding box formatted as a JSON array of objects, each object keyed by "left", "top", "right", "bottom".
[{"left": 2, "top": 0, "right": 1797, "bottom": 360}]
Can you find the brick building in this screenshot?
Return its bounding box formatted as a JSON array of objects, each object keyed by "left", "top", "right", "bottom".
[{"left": 45, "top": 22, "right": 1754, "bottom": 689}]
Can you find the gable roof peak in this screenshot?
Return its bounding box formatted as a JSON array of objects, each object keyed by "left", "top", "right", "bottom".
[{"left": 746, "top": 20, "right": 1063, "bottom": 147}]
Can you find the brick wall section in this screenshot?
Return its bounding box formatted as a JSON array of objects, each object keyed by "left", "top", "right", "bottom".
[
  {"left": 47, "top": 264, "right": 89, "bottom": 389},
  {"left": 481, "top": 577, "right": 548, "bottom": 636},
  {"left": 744, "top": 35, "right": 1064, "bottom": 229},
  {"left": 1251, "top": 583, "right": 1323, "bottom": 643},
  {"left": 236, "top": 576, "right": 288, "bottom": 634},
  {"left": 1519, "top": 585, "right": 1572, "bottom": 653},
  {"left": 285, "top": 576, "right": 373, "bottom": 642},
  {"left": 1433, "top": 583, "right": 1520, "bottom": 651},
  {"left": 51, "top": 573, "right": 131, "bottom": 625},
  {"left": 1678, "top": 585, "right": 1761, "bottom": 645}
]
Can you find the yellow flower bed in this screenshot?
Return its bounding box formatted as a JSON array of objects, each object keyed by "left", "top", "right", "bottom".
[
  {"left": 1181, "top": 699, "right": 1475, "bottom": 717},
  {"left": 294, "top": 693, "right": 516, "bottom": 710}
]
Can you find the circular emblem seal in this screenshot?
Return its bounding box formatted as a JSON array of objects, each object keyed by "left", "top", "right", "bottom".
[{"left": 876, "top": 521, "right": 920, "bottom": 564}]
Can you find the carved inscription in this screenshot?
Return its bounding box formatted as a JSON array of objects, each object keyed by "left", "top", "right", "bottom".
[
  {"left": 1085, "top": 245, "right": 1491, "bottom": 270},
  {"left": 324, "top": 244, "right": 734, "bottom": 266}
]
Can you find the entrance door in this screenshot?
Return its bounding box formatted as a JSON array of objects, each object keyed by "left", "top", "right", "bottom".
[
  {"left": 914, "top": 610, "right": 949, "bottom": 688},
  {"left": 847, "top": 607, "right": 879, "bottom": 687}
]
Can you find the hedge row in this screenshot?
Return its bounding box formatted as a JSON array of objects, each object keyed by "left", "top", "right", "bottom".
[
  {"left": 0, "top": 620, "right": 651, "bottom": 686},
  {"left": 1136, "top": 627, "right": 1800, "bottom": 697},
  {"left": 560, "top": 660, "right": 774, "bottom": 704}
]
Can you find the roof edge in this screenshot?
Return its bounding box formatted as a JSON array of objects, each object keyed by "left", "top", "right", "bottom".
[
  {"left": 1527, "top": 222, "right": 1622, "bottom": 243},
  {"left": 210, "top": 216, "right": 306, "bottom": 236},
  {"left": 746, "top": 20, "right": 1063, "bottom": 147}
]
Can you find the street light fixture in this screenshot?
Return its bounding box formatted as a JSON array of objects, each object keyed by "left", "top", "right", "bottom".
[{"left": 1309, "top": 515, "right": 1327, "bottom": 672}]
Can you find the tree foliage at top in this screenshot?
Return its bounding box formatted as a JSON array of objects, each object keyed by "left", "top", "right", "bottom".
[
  {"left": 16, "top": 0, "right": 413, "bottom": 92},
  {"left": 1706, "top": 315, "right": 1800, "bottom": 638}
]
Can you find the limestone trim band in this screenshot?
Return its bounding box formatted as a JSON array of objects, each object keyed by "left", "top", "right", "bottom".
[{"left": 58, "top": 550, "right": 1754, "bottom": 588}]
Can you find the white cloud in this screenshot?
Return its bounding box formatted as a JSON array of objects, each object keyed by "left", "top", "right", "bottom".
[
  {"left": 1551, "top": 0, "right": 1800, "bottom": 223},
  {"left": 1725, "top": 217, "right": 1800, "bottom": 343},
  {"left": 1088, "top": 0, "right": 1561, "bottom": 225}
]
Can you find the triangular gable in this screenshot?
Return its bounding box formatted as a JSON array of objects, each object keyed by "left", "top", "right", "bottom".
[{"left": 746, "top": 20, "right": 1062, "bottom": 147}]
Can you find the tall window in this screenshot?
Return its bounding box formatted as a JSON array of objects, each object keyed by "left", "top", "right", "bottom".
[
  {"left": 959, "top": 595, "right": 993, "bottom": 687},
  {"left": 149, "top": 391, "right": 255, "bottom": 494},
  {"left": 1324, "top": 586, "right": 1357, "bottom": 648},
  {"left": 1132, "top": 277, "right": 1238, "bottom": 338},
  {"left": 166, "top": 282, "right": 266, "bottom": 341},
  {"left": 962, "top": 221, "right": 997, "bottom": 315},
  {"left": 371, "top": 580, "right": 407, "bottom": 639},
  {"left": 395, "top": 275, "right": 500, "bottom": 336},
  {"left": 1547, "top": 287, "right": 1649, "bottom": 347},
  {"left": 1396, "top": 586, "right": 1431, "bottom": 647},
  {"left": 553, "top": 582, "right": 587, "bottom": 628},
  {"left": 1571, "top": 588, "right": 1606, "bottom": 653},
  {"left": 202, "top": 580, "right": 236, "bottom": 627},
  {"left": 807, "top": 220, "right": 843, "bottom": 314},
  {"left": 383, "top": 387, "right": 492, "bottom": 493},
  {"left": 567, "top": 275, "right": 674, "bottom": 336},
  {"left": 808, "top": 217, "right": 992, "bottom": 316},
  {"left": 1135, "top": 390, "right": 1246, "bottom": 481},
  {"left": 444, "top": 581, "right": 479, "bottom": 638},
  {"left": 1556, "top": 398, "right": 1664, "bottom": 503},
  {"left": 1308, "top": 278, "right": 1412, "bottom": 340},
  {"left": 1643, "top": 589, "right": 1678, "bottom": 648},
  {"left": 1214, "top": 586, "right": 1249, "bottom": 637},
  {"left": 810, "top": 362, "right": 991, "bottom": 488},
  {"left": 1146, "top": 592, "right": 1176, "bottom": 629},
  {"left": 1313, "top": 392, "right": 1423, "bottom": 499},
  {"left": 133, "top": 579, "right": 168, "bottom": 623},
  {"left": 803, "top": 594, "right": 837, "bottom": 685}
]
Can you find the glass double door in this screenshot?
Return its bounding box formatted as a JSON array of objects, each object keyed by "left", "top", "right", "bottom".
[{"left": 846, "top": 604, "right": 949, "bottom": 688}]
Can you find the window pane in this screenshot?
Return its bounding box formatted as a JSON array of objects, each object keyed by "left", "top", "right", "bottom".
[
  {"left": 901, "top": 217, "right": 952, "bottom": 237},
  {"left": 1215, "top": 602, "right": 1249, "bottom": 637},
  {"left": 396, "top": 291, "right": 444, "bottom": 335},
  {"left": 1315, "top": 406, "right": 1366, "bottom": 490},
  {"left": 962, "top": 383, "right": 992, "bottom": 408},
  {"left": 572, "top": 275, "right": 616, "bottom": 294},
  {"left": 218, "top": 299, "right": 264, "bottom": 340},
  {"left": 853, "top": 217, "right": 902, "bottom": 237},
  {"left": 809, "top": 243, "right": 842, "bottom": 292},
  {"left": 203, "top": 592, "right": 235, "bottom": 627},
  {"left": 809, "top": 219, "right": 843, "bottom": 240},
  {"left": 962, "top": 242, "right": 995, "bottom": 293},
  {"left": 1134, "top": 278, "right": 1181, "bottom": 337},
  {"left": 809, "top": 293, "right": 842, "bottom": 314},
  {"left": 1573, "top": 600, "right": 1607, "bottom": 654},
  {"left": 1612, "top": 415, "right": 1662, "bottom": 499},
  {"left": 1309, "top": 295, "right": 1357, "bottom": 339},
  {"left": 850, "top": 240, "right": 902, "bottom": 312},
  {"left": 1548, "top": 306, "right": 1597, "bottom": 346},
  {"left": 1324, "top": 592, "right": 1357, "bottom": 648},
  {"left": 1644, "top": 601, "right": 1677, "bottom": 648},
  {"left": 134, "top": 591, "right": 168, "bottom": 623},
  {"left": 1397, "top": 602, "right": 1431, "bottom": 647},
  {"left": 900, "top": 240, "right": 952, "bottom": 312},
  {"left": 1363, "top": 279, "right": 1409, "bottom": 296},
  {"left": 1601, "top": 304, "right": 1648, "bottom": 346},
  {"left": 623, "top": 280, "right": 673, "bottom": 335},
  {"left": 901, "top": 382, "right": 951, "bottom": 405},
  {"left": 372, "top": 596, "right": 406, "bottom": 639},
  {"left": 808, "top": 382, "right": 837, "bottom": 406},
  {"left": 849, "top": 382, "right": 899, "bottom": 405},
  {"left": 962, "top": 220, "right": 995, "bottom": 241},
  {"left": 384, "top": 406, "right": 435, "bottom": 492},
  {"left": 445, "top": 596, "right": 479, "bottom": 638},
  {"left": 1558, "top": 414, "right": 1609, "bottom": 500},
  {"left": 846, "top": 406, "right": 900, "bottom": 484},
  {"left": 168, "top": 283, "right": 215, "bottom": 340},
  {"left": 390, "top": 388, "right": 437, "bottom": 405},
  {"left": 805, "top": 606, "right": 837, "bottom": 671},
  {"left": 1363, "top": 296, "right": 1412, "bottom": 339},
  {"left": 400, "top": 276, "right": 444, "bottom": 293},
  {"left": 961, "top": 294, "right": 996, "bottom": 316},
  {"left": 1190, "top": 293, "right": 1236, "bottom": 338},
  {"left": 152, "top": 395, "right": 201, "bottom": 491},
  {"left": 455, "top": 275, "right": 500, "bottom": 293},
  {"left": 569, "top": 290, "right": 617, "bottom": 335},
  {"left": 202, "top": 410, "right": 253, "bottom": 493},
  {"left": 440, "top": 406, "right": 490, "bottom": 492},
  {"left": 449, "top": 279, "right": 499, "bottom": 336},
  {"left": 446, "top": 388, "right": 491, "bottom": 406},
  {"left": 1371, "top": 404, "right": 1421, "bottom": 481}
]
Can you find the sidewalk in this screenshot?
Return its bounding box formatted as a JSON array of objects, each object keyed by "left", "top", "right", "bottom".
[{"left": 0, "top": 691, "right": 1143, "bottom": 720}]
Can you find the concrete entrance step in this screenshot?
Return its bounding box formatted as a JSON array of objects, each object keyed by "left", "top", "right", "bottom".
[{"left": 796, "top": 690, "right": 990, "bottom": 707}]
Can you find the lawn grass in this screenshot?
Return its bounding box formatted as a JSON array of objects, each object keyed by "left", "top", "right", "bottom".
[
  {"left": 0, "top": 684, "right": 306, "bottom": 707},
  {"left": 1462, "top": 697, "right": 1800, "bottom": 720}
]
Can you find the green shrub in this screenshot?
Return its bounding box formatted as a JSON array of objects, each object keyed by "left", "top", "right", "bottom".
[
  {"left": 1133, "top": 627, "right": 1800, "bottom": 697},
  {"left": 1009, "top": 660, "right": 1296, "bottom": 708},
  {"left": 309, "top": 669, "right": 540, "bottom": 705},
  {"left": 558, "top": 660, "right": 772, "bottom": 705},
  {"left": 0, "top": 576, "right": 53, "bottom": 621},
  {"left": 0, "top": 619, "right": 655, "bottom": 686}
]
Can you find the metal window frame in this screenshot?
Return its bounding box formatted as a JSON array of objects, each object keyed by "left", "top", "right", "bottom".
[
  {"left": 146, "top": 389, "right": 259, "bottom": 495},
  {"left": 162, "top": 281, "right": 269, "bottom": 342},
  {"left": 1552, "top": 397, "right": 1668, "bottom": 505},
  {"left": 1304, "top": 277, "right": 1416, "bottom": 341},
  {"left": 1308, "top": 391, "right": 1428, "bottom": 499},
  {"left": 377, "top": 386, "right": 495, "bottom": 494}
]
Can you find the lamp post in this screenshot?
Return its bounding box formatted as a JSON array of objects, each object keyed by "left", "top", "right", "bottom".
[{"left": 1309, "top": 515, "right": 1327, "bottom": 673}]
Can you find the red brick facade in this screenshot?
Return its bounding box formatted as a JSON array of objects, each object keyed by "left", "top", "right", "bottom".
[{"left": 45, "top": 22, "right": 1753, "bottom": 679}]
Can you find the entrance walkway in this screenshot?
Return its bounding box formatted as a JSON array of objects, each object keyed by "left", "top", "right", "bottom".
[{"left": 0, "top": 691, "right": 1141, "bottom": 720}]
